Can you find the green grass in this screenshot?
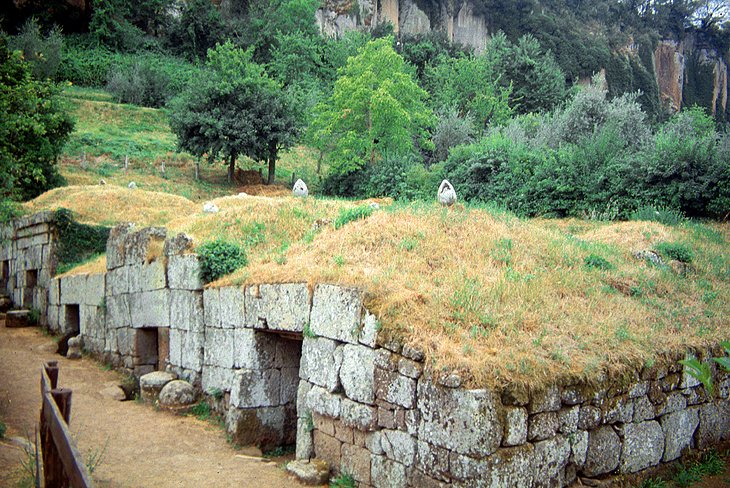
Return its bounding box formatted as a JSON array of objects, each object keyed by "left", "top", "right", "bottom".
[
  {"left": 189, "top": 401, "right": 212, "bottom": 421},
  {"left": 330, "top": 473, "right": 356, "bottom": 488}
]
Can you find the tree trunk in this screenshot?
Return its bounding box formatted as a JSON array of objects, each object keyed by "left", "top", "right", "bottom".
[
  {"left": 267, "top": 142, "right": 277, "bottom": 185},
  {"left": 228, "top": 152, "right": 237, "bottom": 184},
  {"left": 194, "top": 160, "right": 200, "bottom": 181}
]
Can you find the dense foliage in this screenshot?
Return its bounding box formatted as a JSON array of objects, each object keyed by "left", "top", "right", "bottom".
[
  {"left": 53, "top": 208, "right": 111, "bottom": 274},
  {"left": 198, "top": 239, "right": 248, "bottom": 283},
  {"left": 169, "top": 42, "right": 300, "bottom": 183},
  {"left": 0, "top": 36, "right": 73, "bottom": 201}
]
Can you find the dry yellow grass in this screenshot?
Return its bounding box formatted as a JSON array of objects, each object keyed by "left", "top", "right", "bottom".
[
  {"left": 55, "top": 255, "right": 108, "bottom": 278},
  {"left": 223, "top": 203, "right": 729, "bottom": 390},
  {"left": 23, "top": 185, "right": 198, "bottom": 227},
  {"left": 25, "top": 186, "right": 729, "bottom": 390}
]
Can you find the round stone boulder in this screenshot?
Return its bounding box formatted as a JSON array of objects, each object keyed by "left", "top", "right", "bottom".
[
  {"left": 203, "top": 202, "right": 219, "bottom": 213},
  {"left": 140, "top": 371, "right": 177, "bottom": 404},
  {"left": 292, "top": 179, "right": 308, "bottom": 197},
  {"left": 66, "top": 336, "right": 83, "bottom": 360},
  {"left": 158, "top": 380, "right": 196, "bottom": 411}
]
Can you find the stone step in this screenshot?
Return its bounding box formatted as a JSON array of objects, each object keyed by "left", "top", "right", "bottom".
[{"left": 6, "top": 309, "right": 32, "bottom": 328}]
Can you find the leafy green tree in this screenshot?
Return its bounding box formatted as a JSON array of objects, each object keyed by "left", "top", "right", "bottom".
[
  {"left": 167, "top": 0, "right": 226, "bottom": 60},
  {"left": 89, "top": 0, "right": 145, "bottom": 51},
  {"left": 487, "top": 33, "right": 566, "bottom": 114},
  {"left": 424, "top": 54, "right": 512, "bottom": 129},
  {"left": 244, "top": 0, "right": 320, "bottom": 63},
  {"left": 0, "top": 36, "right": 74, "bottom": 200},
  {"left": 310, "top": 37, "right": 434, "bottom": 179},
  {"left": 169, "top": 41, "right": 300, "bottom": 184}
]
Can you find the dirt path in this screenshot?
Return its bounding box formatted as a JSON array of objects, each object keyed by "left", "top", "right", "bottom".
[{"left": 0, "top": 319, "right": 297, "bottom": 487}]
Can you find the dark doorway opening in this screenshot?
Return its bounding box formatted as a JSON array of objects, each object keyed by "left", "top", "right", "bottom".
[
  {"left": 24, "top": 269, "right": 38, "bottom": 306},
  {"left": 134, "top": 328, "right": 159, "bottom": 376}
]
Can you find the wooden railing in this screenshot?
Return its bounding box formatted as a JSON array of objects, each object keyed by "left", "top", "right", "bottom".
[{"left": 40, "top": 361, "right": 94, "bottom": 488}]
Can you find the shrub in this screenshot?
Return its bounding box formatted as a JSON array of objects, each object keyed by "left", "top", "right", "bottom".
[
  {"left": 57, "top": 45, "right": 117, "bottom": 87},
  {"left": 334, "top": 205, "right": 375, "bottom": 229},
  {"left": 0, "top": 420, "right": 5, "bottom": 439},
  {"left": 629, "top": 205, "right": 687, "bottom": 226},
  {"left": 106, "top": 57, "right": 196, "bottom": 107},
  {"left": 432, "top": 107, "right": 475, "bottom": 163},
  {"left": 584, "top": 254, "right": 614, "bottom": 270},
  {"left": 198, "top": 239, "right": 248, "bottom": 283},
  {"left": 655, "top": 242, "right": 694, "bottom": 263},
  {"left": 9, "top": 18, "right": 63, "bottom": 80},
  {"left": 0, "top": 199, "right": 24, "bottom": 225}
]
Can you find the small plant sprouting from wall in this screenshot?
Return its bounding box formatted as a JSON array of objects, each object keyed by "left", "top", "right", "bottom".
[
  {"left": 330, "top": 472, "right": 356, "bottom": 488},
  {"left": 679, "top": 342, "right": 730, "bottom": 396},
  {"left": 198, "top": 239, "right": 248, "bottom": 283},
  {"left": 53, "top": 208, "right": 111, "bottom": 274}
]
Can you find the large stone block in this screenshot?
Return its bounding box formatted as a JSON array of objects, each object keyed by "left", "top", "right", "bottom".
[
  {"left": 529, "top": 386, "right": 561, "bottom": 414},
  {"left": 84, "top": 273, "right": 105, "bottom": 306},
  {"left": 310, "top": 284, "right": 362, "bottom": 343},
  {"left": 230, "top": 368, "right": 281, "bottom": 408},
  {"left": 80, "top": 305, "right": 105, "bottom": 338},
  {"left": 533, "top": 436, "right": 570, "bottom": 487},
  {"left": 163, "top": 232, "right": 194, "bottom": 256},
  {"left": 48, "top": 278, "right": 60, "bottom": 306},
  {"left": 60, "top": 274, "right": 87, "bottom": 304},
  {"left": 201, "top": 365, "right": 235, "bottom": 393},
  {"left": 342, "top": 443, "right": 372, "bottom": 485},
  {"left": 244, "top": 283, "right": 310, "bottom": 331},
  {"left": 503, "top": 407, "right": 528, "bottom": 446},
  {"left": 203, "top": 288, "right": 221, "bottom": 328},
  {"left": 180, "top": 330, "right": 205, "bottom": 372},
  {"left": 417, "top": 380, "right": 503, "bottom": 458},
  {"left": 313, "top": 430, "right": 342, "bottom": 468},
  {"left": 128, "top": 260, "right": 167, "bottom": 292},
  {"left": 415, "top": 441, "right": 450, "bottom": 482},
  {"left": 375, "top": 368, "right": 416, "bottom": 409},
  {"left": 341, "top": 398, "right": 377, "bottom": 431},
  {"left": 168, "top": 327, "right": 183, "bottom": 367},
  {"left": 219, "top": 286, "right": 245, "bottom": 328},
  {"left": 449, "top": 446, "right": 535, "bottom": 487},
  {"left": 370, "top": 455, "right": 407, "bottom": 488},
  {"left": 123, "top": 227, "right": 167, "bottom": 266},
  {"left": 167, "top": 254, "right": 203, "bottom": 290},
  {"left": 620, "top": 421, "right": 664, "bottom": 473},
  {"left": 569, "top": 430, "right": 588, "bottom": 466},
  {"left": 528, "top": 412, "right": 559, "bottom": 441},
  {"left": 106, "top": 266, "right": 129, "bottom": 296},
  {"left": 129, "top": 290, "right": 170, "bottom": 328},
  {"left": 340, "top": 344, "right": 376, "bottom": 404},
  {"left": 234, "top": 328, "right": 277, "bottom": 370},
  {"left": 380, "top": 430, "right": 416, "bottom": 467},
  {"left": 105, "top": 294, "right": 131, "bottom": 328},
  {"left": 661, "top": 407, "right": 699, "bottom": 462},
  {"left": 695, "top": 400, "right": 730, "bottom": 448},
  {"left": 306, "top": 385, "right": 341, "bottom": 418},
  {"left": 203, "top": 327, "right": 235, "bottom": 368},
  {"left": 106, "top": 223, "right": 135, "bottom": 270},
  {"left": 300, "top": 337, "right": 343, "bottom": 392},
  {"left": 169, "top": 290, "right": 204, "bottom": 332},
  {"left": 583, "top": 426, "right": 620, "bottom": 477},
  {"left": 296, "top": 416, "right": 314, "bottom": 460},
  {"left": 47, "top": 305, "right": 60, "bottom": 332},
  {"left": 226, "top": 406, "right": 289, "bottom": 450}
]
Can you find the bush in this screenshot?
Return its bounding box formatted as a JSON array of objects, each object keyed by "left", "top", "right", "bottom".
[
  {"left": 0, "top": 420, "right": 5, "bottom": 439},
  {"left": 629, "top": 205, "right": 687, "bottom": 226},
  {"left": 57, "top": 45, "right": 117, "bottom": 87},
  {"left": 584, "top": 254, "right": 614, "bottom": 270},
  {"left": 198, "top": 239, "right": 248, "bottom": 283},
  {"left": 0, "top": 199, "right": 24, "bottom": 225},
  {"left": 655, "top": 242, "right": 694, "bottom": 263},
  {"left": 9, "top": 18, "right": 63, "bottom": 80},
  {"left": 432, "top": 107, "right": 475, "bottom": 163},
  {"left": 106, "top": 55, "right": 199, "bottom": 107},
  {"left": 334, "top": 206, "right": 375, "bottom": 229}
]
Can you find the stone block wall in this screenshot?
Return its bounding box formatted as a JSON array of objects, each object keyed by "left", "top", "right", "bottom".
[
  {"left": 0, "top": 211, "right": 56, "bottom": 323},
  {"left": 7, "top": 216, "right": 730, "bottom": 487}
]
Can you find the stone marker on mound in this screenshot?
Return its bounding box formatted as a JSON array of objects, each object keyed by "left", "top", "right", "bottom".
[
  {"left": 140, "top": 371, "right": 177, "bottom": 403},
  {"left": 203, "top": 202, "right": 219, "bottom": 213},
  {"left": 286, "top": 459, "right": 330, "bottom": 485},
  {"left": 66, "top": 336, "right": 83, "bottom": 359},
  {"left": 99, "top": 178, "right": 106, "bottom": 185},
  {"left": 158, "top": 380, "right": 196, "bottom": 410},
  {"left": 438, "top": 179, "right": 457, "bottom": 207},
  {"left": 292, "top": 179, "right": 308, "bottom": 197},
  {"left": 100, "top": 385, "right": 127, "bottom": 401},
  {"left": 128, "top": 181, "right": 137, "bottom": 189}
]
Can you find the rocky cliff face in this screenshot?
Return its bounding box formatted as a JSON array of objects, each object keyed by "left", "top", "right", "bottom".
[{"left": 654, "top": 38, "right": 728, "bottom": 117}]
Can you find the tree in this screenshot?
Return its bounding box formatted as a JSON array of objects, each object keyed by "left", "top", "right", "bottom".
[
  {"left": 423, "top": 54, "right": 512, "bottom": 129},
  {"left": 167, "top": 0, "right": 226, "bottom": 60},
  {"left": 311, "top": 37, "right": 434, "bottom": 178},
  {"left": 0, "top": 36, "right": 74, "bottom": 200},
  {"left": 169, "top": 41, "right": 300, "bottom": 184}
]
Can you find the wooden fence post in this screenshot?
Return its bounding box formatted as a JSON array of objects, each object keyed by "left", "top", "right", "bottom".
[{"left": 46, "top": 361, "right": 59, "bottom": 389}]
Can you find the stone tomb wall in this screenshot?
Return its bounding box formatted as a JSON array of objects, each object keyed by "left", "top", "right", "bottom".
[
  {"left": 0, "top": 211, "right": 56, "bottom": 324},
  {"left": 9, "top": 218, "right": 730, "bottom": 487}
]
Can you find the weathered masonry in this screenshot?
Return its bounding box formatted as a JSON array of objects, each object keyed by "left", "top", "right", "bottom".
[{"left": 3, "top": 214, "right": 729, "bottom": 487}]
